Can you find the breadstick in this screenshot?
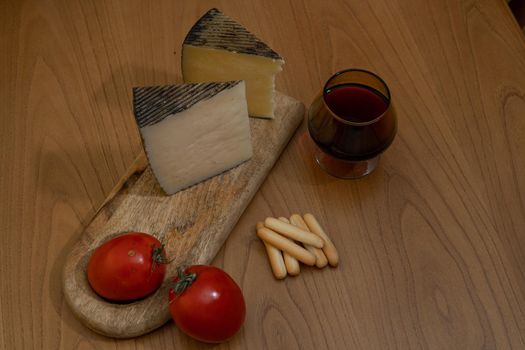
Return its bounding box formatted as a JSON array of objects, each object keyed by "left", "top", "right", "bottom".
[
  {"left": 303, "top": 213, "right": 339, "bottom": 267},
  {"left": 278, "top": 217, "right": 300, "bottom": 276},
  {"left": 264, "top": 217, "right": 324, "bottom": 248},
  {"left": 256, "top": 222, "right": 286, "bottom": 279},
  {"left": 257, "top": 226, "right": 316, "bottom": 266},
  {"left": 283, "top": 254, "right": 300, "bottom": 276},
  {"left": 290, "top": 214, "right": 328, "bottom": 268},
  {"left": 263, "top": 242, "right": 287, "bottom": 279}
]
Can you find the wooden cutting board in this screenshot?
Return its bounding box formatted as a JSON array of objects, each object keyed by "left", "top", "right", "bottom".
[{"left": 62, "top": 92, "right": 305, "bottom": 339}]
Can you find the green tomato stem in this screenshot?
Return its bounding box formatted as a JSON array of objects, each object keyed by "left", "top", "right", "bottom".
[{"left": 173, "top": 267, "right": 197, "bottom": 295}]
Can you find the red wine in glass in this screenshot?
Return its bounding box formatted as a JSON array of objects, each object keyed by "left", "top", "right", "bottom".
[{"left": 308, "top": 69, "right": 397, "bottom": 178}]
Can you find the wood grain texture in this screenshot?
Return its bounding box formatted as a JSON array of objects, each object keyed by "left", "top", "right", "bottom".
[
  {"left": 1, "top": 0, "right": 525, "bottom": 349},
  {"left": 62, "top": 92, "right": 304, "bottom": 338}
]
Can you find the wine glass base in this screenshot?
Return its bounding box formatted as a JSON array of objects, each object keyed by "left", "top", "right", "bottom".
[{"left": 314, "top": 149, "right": 379, "bottom": 179}]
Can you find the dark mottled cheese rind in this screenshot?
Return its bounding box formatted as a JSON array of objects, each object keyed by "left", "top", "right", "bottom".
[
  {"left": 133, "top": 81, "right": 241, "bottom": 128},
  {"left": 184, "top": 8, "right": 282, "bottom": 60}
]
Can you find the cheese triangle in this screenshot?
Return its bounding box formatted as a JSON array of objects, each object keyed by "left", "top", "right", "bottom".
[
  {"left": 133, "top": 81, "right": 253, "bottom": 195},
  {"left": 182, "top": 8, "right": 284, "bottom": 119}
]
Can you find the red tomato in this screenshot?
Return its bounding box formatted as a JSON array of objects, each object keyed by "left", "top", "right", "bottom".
[
  {"left": 168, "top": 265, "right": 246, "bottom": 343},
  {"left": 87, "top": 232, "right": 168, "bottom": 301}
]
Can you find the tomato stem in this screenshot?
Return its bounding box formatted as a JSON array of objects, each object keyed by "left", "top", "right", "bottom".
[
  {"left": 151, "top": 244, "right": 172, "bottom": 273},
  {"left": 173, "top": 267, "right": 197, "bottom": 295}
]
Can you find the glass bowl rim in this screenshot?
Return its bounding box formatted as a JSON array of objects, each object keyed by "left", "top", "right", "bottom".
[{"left": 322, "top": 68, "right": 392, "bottom": 126}]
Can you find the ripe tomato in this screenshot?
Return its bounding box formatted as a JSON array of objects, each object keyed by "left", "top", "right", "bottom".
[
  {"left": 168, "top": 265, "right": 246, "bottom": 343},
  {"left": 87, "top": 232, "right": 168, "bottom": 301}
]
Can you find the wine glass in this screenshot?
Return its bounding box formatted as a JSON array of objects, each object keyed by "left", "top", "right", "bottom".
[{"left": 308, "top": 69, "right": 397, "bottom": 178}]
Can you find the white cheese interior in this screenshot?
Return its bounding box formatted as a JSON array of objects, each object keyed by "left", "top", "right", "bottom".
[
  {"left": 182, "top": 45, "right": 284, "bottom": 119},
  {"left": 140, "top": 82, "right": 252, "bottom": 194}
]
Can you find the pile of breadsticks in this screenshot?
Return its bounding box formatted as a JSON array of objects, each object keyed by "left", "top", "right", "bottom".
[{"left": 256, "top": 213, "right": 339, "bottom": 279}]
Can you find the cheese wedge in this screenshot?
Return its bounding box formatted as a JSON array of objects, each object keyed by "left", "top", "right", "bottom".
[
  {"left": 182, "top": 8, "right": 284, "bottom": 119},
  {"left": 133, "top": 81, "right": 252, "bottom": 195}
]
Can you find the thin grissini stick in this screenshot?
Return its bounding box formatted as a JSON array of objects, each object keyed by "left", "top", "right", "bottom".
[
  {"left": 278, "top": 217, "right": 300, "bottom": 276},
  {"left": 303, "top": 213, "right": 339, "bottom": 267},
  {"left": 264, "top": 217, "right": 324, "bottom": 248},
  {"left": 283, "top": 253, "right": 300, "bottom": 276},
  {"left": 290, "top": 214, "right": 328, "bottom": 269},
  {"left": 278, "top": 217, "right": 290, "bottom": 224},
  {"left": 257, "top": 226, "right": 316, "bottom": 266},
  {"left": 264, "top": 242, "right": 288, "bottom": 279},
  {"left": 257, "top": 222, "right": 286, "bottom": 279}
]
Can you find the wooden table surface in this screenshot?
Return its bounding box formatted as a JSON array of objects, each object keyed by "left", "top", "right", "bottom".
[{"left": 2, "top": 0, "right": 525, "bottom": 349}]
